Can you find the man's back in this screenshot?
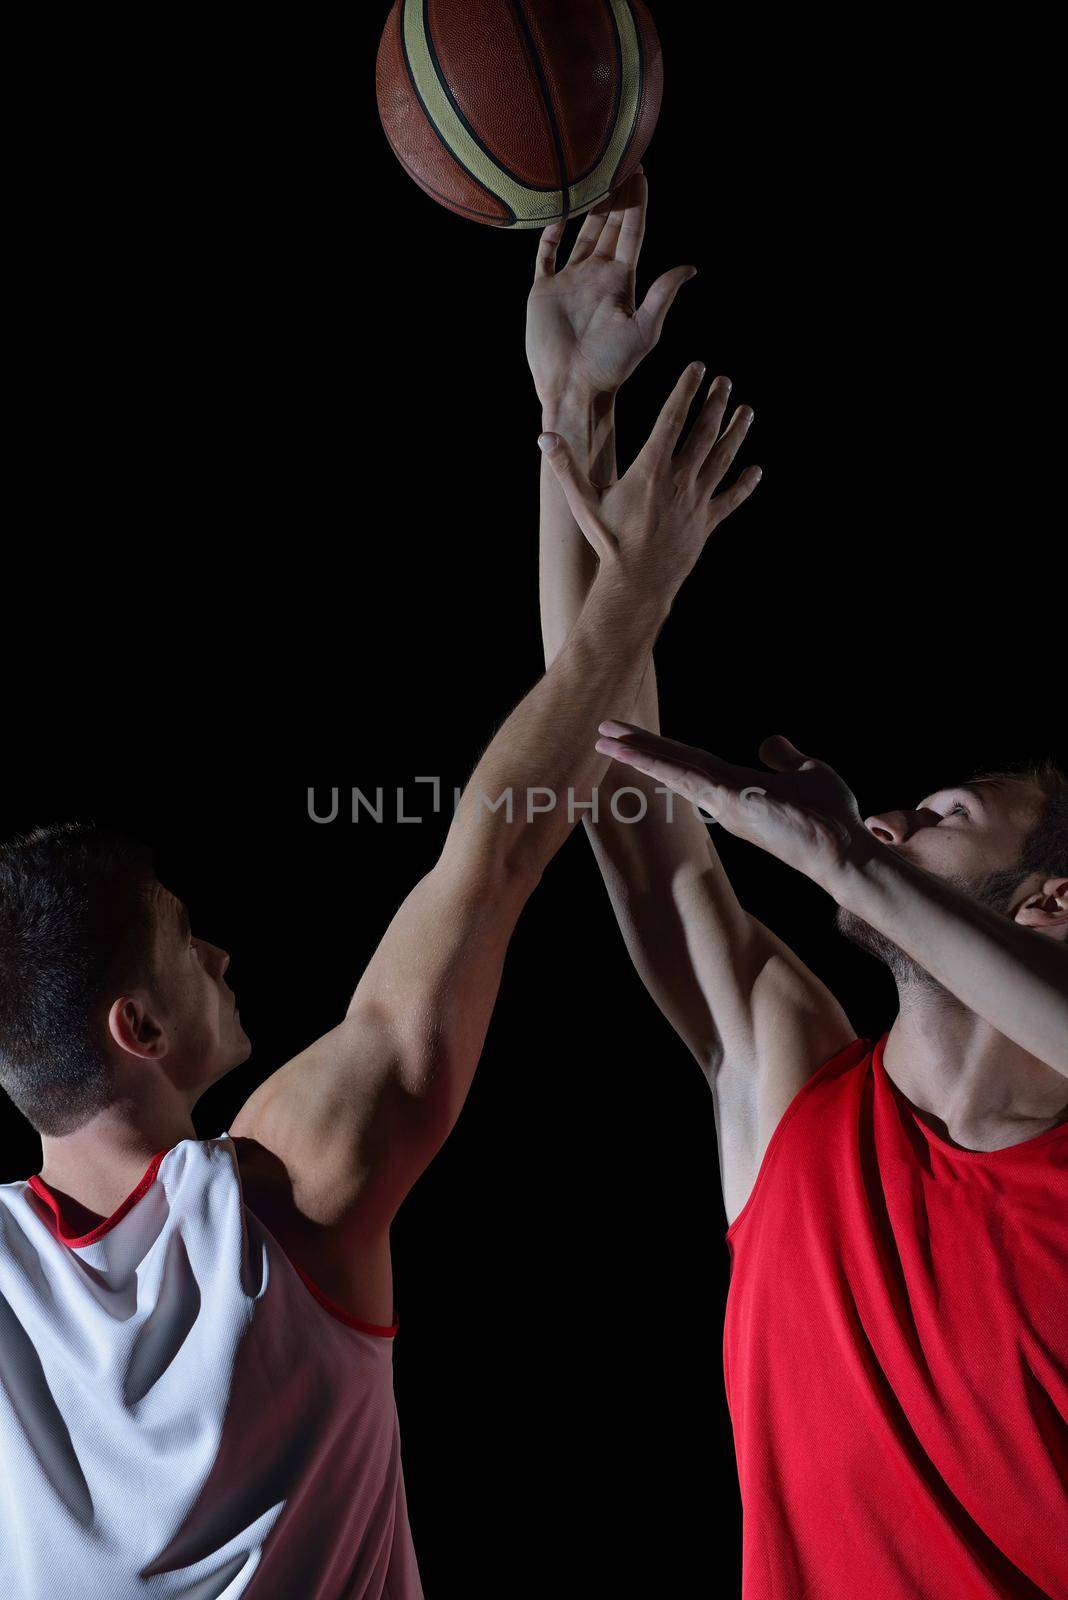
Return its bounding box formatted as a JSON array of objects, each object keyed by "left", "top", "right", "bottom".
[
  {"left": 0, "top": 1135, "right": 423, "bottom": 1600},
  {"left": 724, "top": 1034, "right": 1068, "bottom": 1600}
]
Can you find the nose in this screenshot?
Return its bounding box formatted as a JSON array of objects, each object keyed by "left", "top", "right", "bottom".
[
  {"left": 198, "top": 940, "right": 231, "bottom": 978},
  {"left": 863, "top": 809, "right": 938, "bottom": 845}
]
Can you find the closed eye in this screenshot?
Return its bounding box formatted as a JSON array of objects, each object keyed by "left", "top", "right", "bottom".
[{"left": 918, "top": 787, "right": 984, "bottom": 821}]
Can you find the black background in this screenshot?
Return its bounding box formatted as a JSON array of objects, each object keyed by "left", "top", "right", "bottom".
[{"left": 3, "top": 7, "right": 1063, "bottom": 1597}]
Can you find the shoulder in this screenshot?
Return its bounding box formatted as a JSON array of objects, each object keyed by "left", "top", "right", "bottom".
[
  {"left": 726, "top": 1035, "right": 873, "bottom": 1236},
  {"left": 226, "top": 1133, "right": 361, "bottom": 1287},
  {"left": 762, "top": 1033, "right": 874, "bottom": 1142},
  {"left": 228, "top": 1135, "right": 302, "bottom": 1239},
  {"left": 227, "top": 1133, "right": 396, "bottom": 1332}
]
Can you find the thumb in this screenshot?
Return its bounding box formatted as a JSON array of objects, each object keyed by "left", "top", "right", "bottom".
[
  {"left": 537, "top": 432, "right": 607, "bottom": 546},
  {"left": 636, "top": 265, "right": 697, "bottom": 345},
  {"left": 758, "top": 735, "right": 818, "bottom": 773}
]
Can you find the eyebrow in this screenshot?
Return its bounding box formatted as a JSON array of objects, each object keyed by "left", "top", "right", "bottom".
[{"left": 173, "top": 900, "right": 193, "bottom": 941}]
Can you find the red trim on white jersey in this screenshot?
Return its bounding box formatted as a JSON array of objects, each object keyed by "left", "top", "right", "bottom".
[
  {"left": 287, "top": 1255, "right": 399, "bottom": 1338},
  {"left": 2, "top": 1134, "right": 423, "bottom": 1597},
  {"left": 28, "top": 1149, "right": 170, "bottom": 1246},
  {"left": 28, "top": 1145, "right": 398, "bottom": 1338}
]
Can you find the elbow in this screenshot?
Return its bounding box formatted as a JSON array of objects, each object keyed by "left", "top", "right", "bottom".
[
  {"left": 389, "top": 1050, "right": 464, "bottom": 1154},
  {"left": 444, "top": 831, "right": 544, "bottom": 907},
  {"left": 496, "top": 840, "right": 548, "bottom": 898}
]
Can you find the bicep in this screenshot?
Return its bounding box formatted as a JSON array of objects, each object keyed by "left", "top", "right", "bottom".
[
  {"left": 594, "top": 803, "right": 854, "bottom": 1221},
  {"left": 229, "top": 1011, "right": 437, "bottom": 1235},
  {"left": 231, "top": 854, "right": 531, "bottom": 1233}
]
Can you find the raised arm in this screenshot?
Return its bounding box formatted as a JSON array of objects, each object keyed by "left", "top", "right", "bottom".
[
  {"left": 597, "top": 726, "right": 1068, "bottom": 1076},
  {"left": 229, "top": 362, "right": 755, "bottom": 1324},
  {"left": 528, "top": 172, "right": 854, "bottom": 1225}
]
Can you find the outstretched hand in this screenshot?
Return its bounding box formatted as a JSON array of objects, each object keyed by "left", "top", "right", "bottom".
[
  {"left": 594, "top": 724, "right": 873, "bottom": 892},
  {"left": 538, "top": 363, "right": 761, "bottom": 597},
  {"left": 526, "top": 167, "right": 697, "bottom": 407}
]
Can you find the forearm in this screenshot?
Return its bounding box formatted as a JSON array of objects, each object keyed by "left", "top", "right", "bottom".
[
  {"left": 443, "top": 564, "right": 670, "bottom": 890},
  {"left": 836, "top": 846, "right": 1068, "bottom": 1072},
  {"left": 539, "top": 385, "right": 617, "bottom": 662},
  {"left": 536, "top": 388, "right": 763, "bottom": 1068}
]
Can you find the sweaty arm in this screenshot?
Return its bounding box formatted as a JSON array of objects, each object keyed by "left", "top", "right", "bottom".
[{"left": 539, "top": 386, "right": 855, "bottom": 1227}]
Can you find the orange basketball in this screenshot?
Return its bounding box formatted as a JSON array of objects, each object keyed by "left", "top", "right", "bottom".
[{"left": 376, "top": 0, "right": 663, "bottom": 229}]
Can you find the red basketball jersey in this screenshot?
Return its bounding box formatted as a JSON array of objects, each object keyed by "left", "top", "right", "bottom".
[{"left": 723, "top": 1034, "right": 1068, "bottom": 1599}]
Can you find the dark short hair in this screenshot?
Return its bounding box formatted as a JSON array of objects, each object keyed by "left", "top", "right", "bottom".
[
  {"left": 0, "top": 823, "right": 158, "bottom": 1136},
  {"left": 968, "top": 760, "right": 1068, "bottom": 881}
]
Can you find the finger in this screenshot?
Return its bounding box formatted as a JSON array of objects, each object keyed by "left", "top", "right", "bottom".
[
  {"left": 592, "top": 197, "right": 628, "bottom": 261},
  {"left": 534, "top": 222, "right": 566, "bottom": 280},
  {"left": 596, "top": 738, "right": 788, "bottom": 834},
  {"left": 707, "top": 464, "right": 762, "bottom": 531},
  {"left": 567, "top": 195, "right": 616, "bottom": 266},
  {"left": 634, "top": 264, "right": 698, "bottom": 346},
  {"left": 614, "top": 169, "right": 649, "bottom": 272},
  {"left": 537, "top": 431, "right": 614, "bottom": 559},
  {"left": 676, "top": 375, "right": 732, "bottom": 474},
  {"left": 757, "top": 735, "right": 818, "bottom": 773},
  {"left": 696, "top": 403, "right": 755, "bottom": 495},
  {"left": 595, "top": 739, "right": 731, "bottom": 814},
  {"left": 634, "top": 362, "right": 707, "bottom": 474},
  {"left": 596, "top": 724, "right": 763, "bottom": 789}
]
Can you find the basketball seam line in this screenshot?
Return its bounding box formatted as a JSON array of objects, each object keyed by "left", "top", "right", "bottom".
[
  {"left": 401, "top": 0, "right": 518, "bottom": 225},
  {"left": 505, "top": 0, "right": 570, "bottom": 220},
  {"left": 570, "top": 0, "right": 624, "bottom": 190},
  {"left": 392, "top": 144, "right": 512, "bottom": 223},
  {"left": 523, "top": 1, "right": 637, "bottom": 198},
  {"left": 419, "top": 0, "right": 547, "bottom": 205},
  {"left": 607, "top": 0, "right": 644, "bottom": 190},
  {"left": 391, "top": 0, "right": 643, "bottom": 227}
]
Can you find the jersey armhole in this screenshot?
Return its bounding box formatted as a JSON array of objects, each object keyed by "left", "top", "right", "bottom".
[
  {"left": 221, "top": 1131, "right": 399, "bottom": 1339},
  {"left": 285, "top": 1252, "right": 399, "bottom": 1339},
  {"left": 725, "top": 1036, "right": 870, "bottom": 1249}
]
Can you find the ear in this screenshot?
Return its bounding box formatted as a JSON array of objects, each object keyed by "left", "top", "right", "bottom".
[
  {"left": 107, "top": 995, "right": 167, "bottom": 1059},
  {"left": 1014, "top": 877, "right": 1068, "bottom": 930}
]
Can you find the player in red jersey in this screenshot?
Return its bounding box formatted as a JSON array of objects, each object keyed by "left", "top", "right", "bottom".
[{"left": 529, "top": 170, "right": 1068, "bottom": 1599}]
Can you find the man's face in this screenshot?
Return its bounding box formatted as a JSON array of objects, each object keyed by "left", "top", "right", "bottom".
[
  {"left": 146, "top": 882, "right": 251, "bottom": 1090},
  {"left": 836, "top": 779, "right": 1068, "bottom": 983}
]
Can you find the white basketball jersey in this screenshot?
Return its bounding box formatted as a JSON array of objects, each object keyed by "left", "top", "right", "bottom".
[{"left": 0, "top": 1134, "right": 424, "bottom": 1599}]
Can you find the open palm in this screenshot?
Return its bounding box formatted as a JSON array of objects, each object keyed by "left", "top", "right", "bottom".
[
  {"left": 594, "top": 724, "right": 870, "bottom": 891},
  {"left": 526, "top": 167, "right": 697, "bottom": 406}
]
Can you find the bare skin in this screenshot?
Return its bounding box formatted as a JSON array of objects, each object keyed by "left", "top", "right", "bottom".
[
  {"left": 35, "top": 350, "right": 758, "bottom": 1328},
  {"left": 530, "top": 170, "right": 1068, "bottom": 1225},
  {"left": 595, "top": 724, "right": 1068, "bottom": 1131},
  {"left": 36, "top": 882, "right": 249, "bottom": 1218}
]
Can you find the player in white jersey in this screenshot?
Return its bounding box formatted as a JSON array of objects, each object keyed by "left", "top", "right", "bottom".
[{"left": 0, "top": 194, "right": 758, "bottom": 1599}]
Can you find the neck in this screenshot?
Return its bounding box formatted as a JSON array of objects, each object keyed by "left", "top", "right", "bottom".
[
  {"left": 883, "top": 992, "right": 1068, "bottom": 1150},
  {"left": 38, "top": 1085, "right": 197, "bottom": 1199}
]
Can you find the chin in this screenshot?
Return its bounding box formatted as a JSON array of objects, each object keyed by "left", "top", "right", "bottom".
[
  {"left": 216, "top": 1029, "right": 252, "bottom": 1075},
  {"left": 834, "top": 904, "right": 940, "bottom": 990}
]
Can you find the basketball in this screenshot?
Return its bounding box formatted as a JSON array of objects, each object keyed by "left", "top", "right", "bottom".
[{"left": 375, "top": 0, "right": 663, "bottom": 230}]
